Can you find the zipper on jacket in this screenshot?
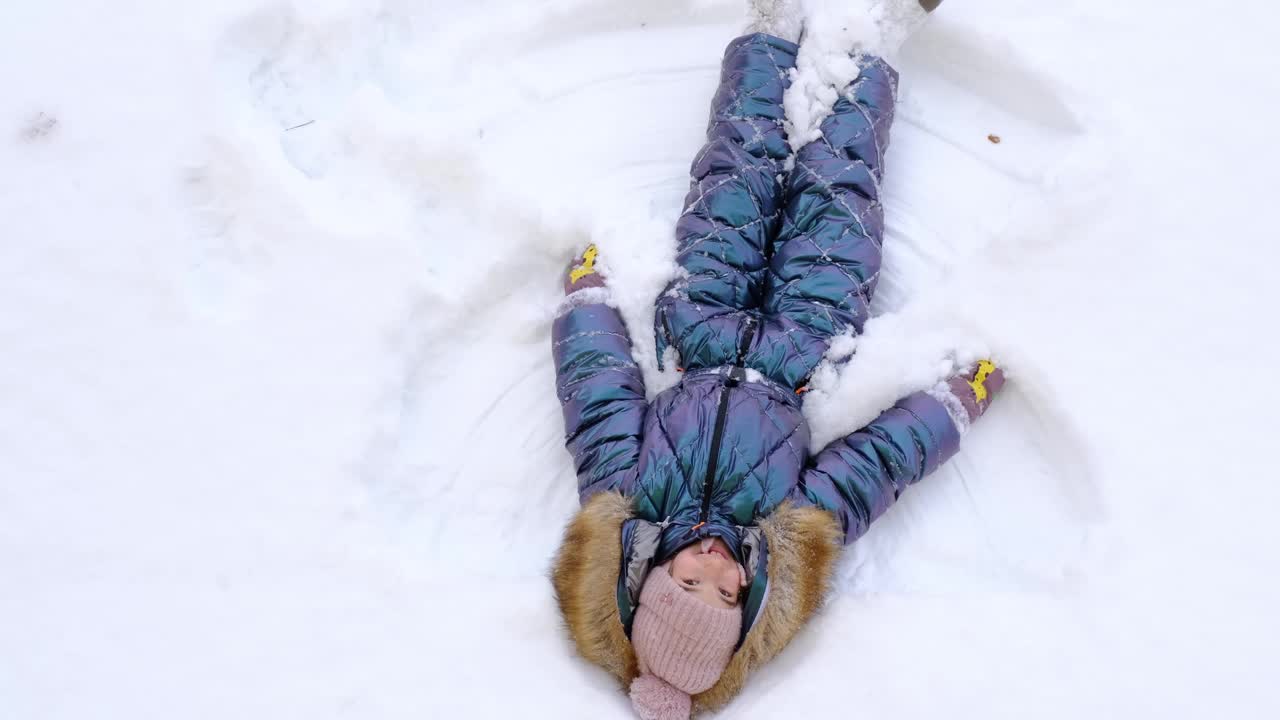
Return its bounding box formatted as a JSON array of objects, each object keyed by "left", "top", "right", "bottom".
[
  {"left": 699, "top": 372, "right": 736, "bottom": 523},
  {"left": 698, "top": 316, "right": 758, "bottom": 525}
]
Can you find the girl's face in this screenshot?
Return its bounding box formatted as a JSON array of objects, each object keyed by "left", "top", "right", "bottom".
[{"left": 668, "top": 537, "right": 748, "bottom": 609}]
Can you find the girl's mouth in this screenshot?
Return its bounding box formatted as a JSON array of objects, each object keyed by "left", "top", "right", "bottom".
[{"left": 700, "top": 537, "right": 732, "bottom": 561}]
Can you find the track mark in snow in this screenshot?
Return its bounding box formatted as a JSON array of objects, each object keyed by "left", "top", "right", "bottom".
[
  {"left": 896, "top": 19, "right": 1083, "bottom": 186},
  {"left": 199, "top": 0, "right": 1109, "bottom": 595},
  {"left": 20, "top": 111, "right": 58, "bottom": 142}
]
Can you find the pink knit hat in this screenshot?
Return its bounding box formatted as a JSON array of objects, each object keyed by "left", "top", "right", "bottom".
[{"left": 628, "top": 564, "right": 742, "bottom": 719}]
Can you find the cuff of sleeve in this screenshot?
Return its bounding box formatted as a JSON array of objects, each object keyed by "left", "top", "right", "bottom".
[
  {"left": 555, "top": 286, "right": 612, "bottom": 317},
  {"left": 926, "top": 382, "right": 972, "bottom": 437},
  {"left": 900, "top": 390, "right": 963, "bottom": 468}
]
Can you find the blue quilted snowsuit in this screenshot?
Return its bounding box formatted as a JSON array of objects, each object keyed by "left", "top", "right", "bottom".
[{"left": 553, "top": 34, "right": 962, "bottom": 641}]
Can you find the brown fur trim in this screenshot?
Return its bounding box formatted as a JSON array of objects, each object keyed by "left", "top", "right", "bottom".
[
  {"left": 550, "top": 492, "right": 638, "bottom": 686},
  {"left": 549, "top": 495, "right": 842, "bottom": 714}
]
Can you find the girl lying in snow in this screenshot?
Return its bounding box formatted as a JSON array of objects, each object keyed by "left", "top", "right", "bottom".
[{"left": 551, "top": 1, "right": 1003, "bottom": 717}]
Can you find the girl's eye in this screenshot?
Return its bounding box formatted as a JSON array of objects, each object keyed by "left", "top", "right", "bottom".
[{"left": 683, "top": 579, "right": 698, "bottom": 587}]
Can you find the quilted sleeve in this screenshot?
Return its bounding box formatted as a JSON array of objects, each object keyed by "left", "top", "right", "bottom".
[
  {"left": 553, "top": 291, "right": 648, "bottom": 502},
  {"left": 797, "top": 391, "right": 960, "bottom": 544}
]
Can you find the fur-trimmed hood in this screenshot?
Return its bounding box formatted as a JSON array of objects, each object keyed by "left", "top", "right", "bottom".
[{"left": 551, "top": 492, "right": 841, "bottom": 715}]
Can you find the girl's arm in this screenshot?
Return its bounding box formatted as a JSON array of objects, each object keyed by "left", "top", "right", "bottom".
[
  {"left": 797, "top": 362, "right": 1005, "bottom": 544},
  {"left": 553, "top": 246, "right": 649, "bottom": 501}
]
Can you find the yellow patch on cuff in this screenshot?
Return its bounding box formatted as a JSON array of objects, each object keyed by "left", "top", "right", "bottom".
[
  {"left": 968, "top": 359, "right": 997, "bottom": 403},
  {"left": 569, "top": 245, "right": 599, "bottom": 284}
]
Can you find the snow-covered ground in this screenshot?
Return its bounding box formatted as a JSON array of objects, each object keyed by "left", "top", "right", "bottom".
[{"left": 3, "top": 0, "right": 1278, "bottom": 717}]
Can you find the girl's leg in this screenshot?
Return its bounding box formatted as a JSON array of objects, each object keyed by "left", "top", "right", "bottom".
[
  {"left": 753, "top": 57, "right": 898, "bottom": 390},
  {"left": 655, "top": 33, "right": 797, "bottom": 372},
  {"left": 747, "top": 0, "right": 934, "bottom": 390}
]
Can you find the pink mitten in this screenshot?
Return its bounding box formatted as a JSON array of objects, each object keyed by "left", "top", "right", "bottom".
[
  {"left": 951, "top": 360, "right": 1005, "bottom": 420},
  {"left": 932, "top": 360, "right": 1006, "bottom": 432},
  {"left": 563, "top": 244, "right": 606, "bottom": 295}
]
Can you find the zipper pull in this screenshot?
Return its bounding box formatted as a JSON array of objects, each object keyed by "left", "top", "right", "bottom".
[{"left": 735, "top": 317, "right": 758, "bottom": 365}]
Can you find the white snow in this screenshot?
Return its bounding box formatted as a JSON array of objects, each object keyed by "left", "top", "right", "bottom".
[
  {"left": 745, "top": 0, "right": 805, "bottom": 43},
  {"left": 783, "top": 0, "right": 929, "bottom": 151},
  {"left": 3, "top": 0, "right": 1279, "bottom": 718}
]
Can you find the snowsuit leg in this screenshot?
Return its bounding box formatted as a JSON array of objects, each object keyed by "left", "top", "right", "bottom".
[
  {"left": 654, "top": 33, "right": 797, "bottom": 371},
  {"left": 744, "top": 56, "right": 899, "bottom": 390}
]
